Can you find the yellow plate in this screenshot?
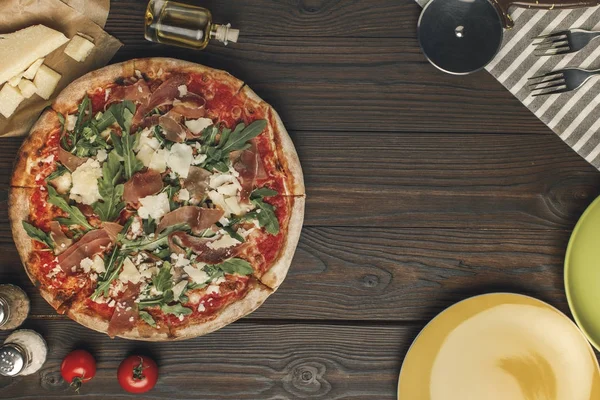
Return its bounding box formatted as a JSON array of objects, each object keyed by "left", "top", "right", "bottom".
[
  {"left": 398, "top": 293, "right": 600, "bottom": 400},
  {"left": 565, "top": 195, "right": 600, "bottom": 351}
]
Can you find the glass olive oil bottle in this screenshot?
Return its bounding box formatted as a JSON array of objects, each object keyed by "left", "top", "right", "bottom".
[{"left": 145, "top": 0, "right": 239, "bottom": 50}]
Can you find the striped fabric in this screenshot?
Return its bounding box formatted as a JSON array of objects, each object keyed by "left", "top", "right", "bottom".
[{"left": 417, "top": 0, "right": 600, "bottom": 169}]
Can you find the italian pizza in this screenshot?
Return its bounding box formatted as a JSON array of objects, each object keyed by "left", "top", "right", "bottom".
[{"left": 9, "top": 58, "right": 305, "bottom": 341}]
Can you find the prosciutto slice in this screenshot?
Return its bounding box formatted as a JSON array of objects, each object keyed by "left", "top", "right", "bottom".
[
  {"left": 102, "top": 222, "right": 124, "bottom": 242},
  {"left": 49, "top": 221, "right": 72, "bottom": 255},
  {"left": 57, "top": 228, "right": 117, "bottom": 274},
  {"left": 107, "top": 282, "right": 141, "bottom": 338},
  {"left": 156, "top": 206, "right": 223, "bottom": 235},
  {"left": 183, "top": 167, "right": 211, "bottom": 200},
  {"left": 147, "top": 75, "right": 189, "bottom": 110},
  {"left": 169, "top": 232, "right": 241, "bottom": 264},
  {"left": 171, "top": 93, "right": 206, "bottom": 119},
  {"left": 230, "top": 143, "right": 268, "bottom": 202},
  {"left": 58, "top": 147, "right": 87, "bottom": 172},
  {"left": 106, "top": 80, "right": 151, "bottom": 107},
  {"left": 123, "top": 170, "right": 163, "bottom": 204},
  {"left": 158, "top": 113, "right": 187, "bottom": 143}
]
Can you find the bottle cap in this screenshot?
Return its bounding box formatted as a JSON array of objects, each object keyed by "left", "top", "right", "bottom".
[
  {"left": 0, "top": 344, "right": 25, "bottom": 376},
  {"left": 0, "top": 296, "right": 9, "bottom": 327},
  {"left": 214, "top": 24, "right": 239, "bottom": 45}
]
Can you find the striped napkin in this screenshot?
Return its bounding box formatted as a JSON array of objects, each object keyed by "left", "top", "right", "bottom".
[{"left": 417, "top": 0, "right": 600, "bottom": 169}]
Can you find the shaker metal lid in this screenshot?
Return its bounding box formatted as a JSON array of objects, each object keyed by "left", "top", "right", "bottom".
[
  {"left": 0, "top": 296, "right": 10, "bottom": 327},
  {"left": 418, "top": 0, "right": 504, "bottom": 75},
  {"left": 0, "top": 344, "right": 25, "bottom": 376}
]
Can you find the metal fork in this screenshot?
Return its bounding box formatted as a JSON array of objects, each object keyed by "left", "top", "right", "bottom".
[
  {"left": 529, "top": 68, "right": 600, "bottom": 96},
  {"left": 533, "top": 29, "right": 600, "bottom": 56}
]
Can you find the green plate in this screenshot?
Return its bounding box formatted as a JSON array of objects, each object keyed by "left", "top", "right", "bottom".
[{"left": 565, "top": 195, "right": 600, "bottom": 351}]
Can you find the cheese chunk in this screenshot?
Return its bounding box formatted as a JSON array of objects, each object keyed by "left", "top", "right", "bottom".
[
  {"left": 119, "top": 257, "right": 143, "bottom": 284},
  {"left": 23, "top": 58, "right": 45, "bottom": 80},
  {"left": 0, "top": 25, "right": 68, "bottom": 85},
  {"left": 0, "top": 84, "right": 25, "bottom": 118},
  {"left": 149, "top": 149, "right": 169, "bottom": 173},
  {"left": 17, "top": 79, "right": 37, "bottom": 99},
  {"left": 64, "top": 35, "right": 95, "bottom": 62},
  {"left": 138, "top": 192, "right": 170, "bottom": 220},
  {"left": 167, "top": 143, "right": 193, "bottom": 178},
  {"left": 70, "top": 159, "right": 102, "bottom": 205},
  {"left": 184, "top": 265, "right": 210, "bottom": 284},
  {"left": 185, "top": 117, "right": 213, "bottom": 135},
  {"left": 207, "top": 235, "right": 241, "bottom": 250},
  {"left": 8, "top": 75, "right": 22, "bottom": 87},
  {"left": 34, "top": 65, "right": 62, "bottom": 100}
]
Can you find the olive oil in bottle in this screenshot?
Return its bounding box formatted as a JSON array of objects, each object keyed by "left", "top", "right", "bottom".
[{"left": 145, "top": 0, "right": 239, "bottom": 50}]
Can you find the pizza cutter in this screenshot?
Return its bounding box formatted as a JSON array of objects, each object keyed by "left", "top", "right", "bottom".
[{"left": 418, "top": 0, "right": 600, "bottom": 75}]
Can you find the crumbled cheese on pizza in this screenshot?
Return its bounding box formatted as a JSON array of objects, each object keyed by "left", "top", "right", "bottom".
[
  {"left": 138, "top": 192, "right": 170, "bottom": 220},
  {"left": 184, "top": 265, "right": 209, "bottom": 284},
  {"left": 167, "top": 143, "right": 193, "bottom": 178},
  {"left": 172, "top": 281, "right": 188, "bottom": 300},
  {"left": 209, "top": 173, "right": 239, "bottom": 190},
  {"left": 177, "top": 188, "right": 190, "bottom": 202},
  {"left": 50, "top": 171, "right": 72, "bottom": 194},
  {"left": 217, "top": 183, "right": 239, "bottom": 197},
  {"left": 66, "top": 114, "right": 77, "bottom": 131},
  {"left": 119, "top": 257, "right": 142, "bottom": 284},
  {"left": 192, "top": 154, "right": 207, "bottom": 166},
  {"left": 104, "top": 88, "right": 111, "bottom": 102},
  {"left": 171, "top": 253, "right": 191, "bottom": 268},
  {"left": 206, "top": 284, "right": 220, "bottom": 295},
  {"left": 46, "top": 265, "right": 62, "bottom": 279},
  {"left": 91, "top": 255, "right": 105, "bottom": 274},
  {"left": 79, "top": 257, "right": 94, "bottom": 273},
  {"left": 185, "top": 117, "right": 212, "bottom": 135},
  {"left": 70, "top": 159, "right": 102, "bottom": 205},
  {"left": 129, "top": 217, "right": 143, "bottom": 239},
  {"left": 207, "top": 234, "right": 241, "bottom": 250},
  {"left": 219, "top": 217, "right": 230, "bottom": 226},
  {"left": 96, "top": 149, "right": 108, "bottom": 162},
  {"left": 177, "top": 84, "right": 188, "bottom": 97},
  {"left": 149, "top": 148, "right": 169, "bottom": 173},
  {"left": 140, "top": 266, "right": 159, "bottom": 279},
  {"left": 198, "top": 303, "right": 206, "bottom": 312},
  {"left": 108, "top": 299, "right": 116, "bottom": 308}
]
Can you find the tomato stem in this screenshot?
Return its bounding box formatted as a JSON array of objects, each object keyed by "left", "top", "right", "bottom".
[
  {"left": 70, "top": 376, "right": 83, "bottom": 393},
  {"left": 132, "top": 357, "right": 146, "bottom": 381}
]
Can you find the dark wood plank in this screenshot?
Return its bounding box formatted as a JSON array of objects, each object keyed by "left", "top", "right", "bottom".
[
  {"left": 0, "top": 320, "right": 417, "bottom": 400},
  {"left": 108, "top": 37, "right": 550, "bottom": 134},
  {"left": 0, "top": 227, "right": 577, "bottom": 321},
  {"left": 106, "top": 0, "right": 422, "bottom": 40},
  {"left": 4, "top": 130, "right": 597, "bottom": 229}
]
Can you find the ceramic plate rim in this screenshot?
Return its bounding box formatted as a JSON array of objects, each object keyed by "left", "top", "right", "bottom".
[{"left": 565, "top": 195, "right": 600, "bottom": 351}]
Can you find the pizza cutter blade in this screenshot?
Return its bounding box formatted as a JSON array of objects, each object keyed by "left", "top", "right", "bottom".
[{"left": 418, "top": 0, "right": 600, "bottom": 75}]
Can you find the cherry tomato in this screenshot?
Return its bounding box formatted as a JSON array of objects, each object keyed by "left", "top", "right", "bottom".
[
  {"left": 61, "top": 349, "right": 96, "bottom": 393},
  {"left": 117, "top": 355, "right": 158, "bottom": 393}
]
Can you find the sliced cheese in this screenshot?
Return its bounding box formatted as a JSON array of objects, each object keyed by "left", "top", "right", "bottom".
[
  {"left": 33, "top": 65, "right": 62, "bottom": 100},
  {"left": 207, "top": 234, "right": 241, "bottom": 250},
  {"left": 8, "top": 75, "right": 22, "bottom": 87},
  {"left": 17, "top": 79, "right": 37, "bottom": 99},
  {"left": 23, "top": 58, "right": 45, "bottom": 80},
  {"left": 0, "top": 84, "right": 25, "bottom": 118},
  {"left": 138, "top": 192, "right": 170, "bottom": 220},
  {"left": 167, "top": 143, "right": 193, "bottom": 178},
  {"left": 119, "top": 257, "right": 143, "bottom": 284},
  {"left": 184, "top": 265, "right": 210, "bottom": 284},
  {"left": 0, "top": 25, "right": 68, "bottom": 85},
  {"left": 64, "top": 35, "right": 95, "bottom": 62},
  {"left": 185, "top": 117, "right": 213, "bottom": 135},
  {"left": 70, "top": 159, "right": 102, "bottom": 205},
  {"left": 149, "top": 148, "right": 169, "bottom": 173}
]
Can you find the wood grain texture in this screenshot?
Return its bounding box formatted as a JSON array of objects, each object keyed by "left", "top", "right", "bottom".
[
  {"left": 0, "top": 320, "right": 418, "bottom": 400},
  {"left": 0, "top": 227, "right": 577, "bottom": 321},
  {"left": 103, "top": 0, "right": 550, "bottom": 134}
]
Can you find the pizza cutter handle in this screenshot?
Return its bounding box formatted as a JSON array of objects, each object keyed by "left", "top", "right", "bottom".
[{"left": 493, "top": 0, "right": 600, "bottom": 28}]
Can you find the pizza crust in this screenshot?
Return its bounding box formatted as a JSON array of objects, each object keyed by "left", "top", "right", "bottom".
[
  {"left": 11, "top": 110, "right": 59, "bottom": 188},
  {"left": 52, "top": 61, "right": 135, "bottom": 115},
  {"left": 171, "top": 280, "right": 272, "bottom": 340},
  {"left": 260, "top": 196, "right": 305, "bottom": 290},
  {"left": 269, "top": 106, "right": 305, "bottom": 196}
]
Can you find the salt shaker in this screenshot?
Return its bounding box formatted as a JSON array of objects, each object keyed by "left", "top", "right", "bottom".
[
  {"left": 0, "top": 284, "right": 30, "bottom": 330},
  {"left": 0, "top": 330, "right": 47, "bottom": 376}
]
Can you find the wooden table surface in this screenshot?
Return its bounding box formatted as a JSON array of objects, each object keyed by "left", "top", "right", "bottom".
[{"left": 2, "top": 1, "right": 600, "bottom": 398}]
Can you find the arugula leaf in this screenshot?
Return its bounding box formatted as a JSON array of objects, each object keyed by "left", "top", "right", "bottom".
[
  {"left": 165, "top": 184, "right": 181, "bottom": 211},
  {"left": 152, "top": 263, "right": 173, "bottom": 294},
  {"left": 251, "top": 188, "right": 278, "bottom": 198},
  {"left": 139, "top": 310, "right": 156, "bottom": 327},
  {"left": 73, "top": 124, "right": 109, "bottom": 158},
  {"left": 154, "top": 247, "right": 171, "bottom": 260},
  {"left": 120, "top": 224, "right": 188, "bottom": 252},
  {"left": 253, "top": 200, "right": 279, "bottom": 235},
  {"left": 91, "top": 249, "right": 123, "bottom": 300},
  {"left": 47, "top": 185, "right": 93, "bottom": 231},
  {"left": 46, "top": 165, "right": 68, "bottom": 182},
  {"left": 154, "top": 125, "right": 173, "bottom": 150},
  {"left": 138, "top": 289, "right": 174, "bottom": 309},
  {"left": 221, "top": 225, "right": 245, "bottom": 243},
  {"left": 108, "top": 101, "right": 136, "bottom": 134},
  {"left": 111, "top": 131, "right": 143, "bottom": 180},
  {"left": 217, "top": 258, "right": 253, "bottom": 276},
  {"left": 143, "top": 217, "right": 156, "bottom": 235},
  {"left": 22, "top": 221, "right": 53, "bottom": 248},
  {"left": 219, "top": 120, "right": 267, "bottom": 153},
  {"left": 57, "top": 112, "right": 65, "bottom": 134},
  {"left": 161, "top": 303, "right": 193, "bottom": 317},
  {"left": 93, "top": 151, "right": 125, "bottom": 221},
  {"left": 73, "top": 95, "right": 92, "bottom": 145}
]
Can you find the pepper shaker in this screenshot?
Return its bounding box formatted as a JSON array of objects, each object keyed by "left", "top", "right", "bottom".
[
  {"left": 0, "top": 284, "right": 30, "bottom": 330},
  {"left": 0, "top": 330, "right": 47, "bottom": 376}
]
